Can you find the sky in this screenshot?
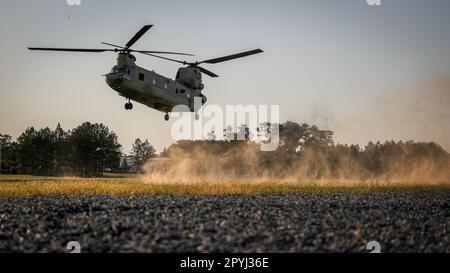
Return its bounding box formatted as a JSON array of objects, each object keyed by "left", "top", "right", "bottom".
[{"left": 0, "top": 0, "right": 449, "bottom": 153}]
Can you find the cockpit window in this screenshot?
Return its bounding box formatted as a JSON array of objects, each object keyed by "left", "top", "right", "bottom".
[
  {"left": 110, "top": 66, "right": 131, "bottom": 80},
  {"left": 112, "top": 66, "right": 129, "bottom": 73}
]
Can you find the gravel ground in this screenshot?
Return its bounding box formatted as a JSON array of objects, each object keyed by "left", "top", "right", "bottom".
[{"left": 0, "top": 192, "right": 449, "bottom": 253}]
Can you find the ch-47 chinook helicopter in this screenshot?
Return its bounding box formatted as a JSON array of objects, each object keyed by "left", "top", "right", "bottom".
[{"left": 28, "top": 25, "right": 263, "bottom": 121}]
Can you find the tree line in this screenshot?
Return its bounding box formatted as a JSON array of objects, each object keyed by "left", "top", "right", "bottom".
[
  {"left": 0, "top": 122, "right": 156, "bottom": 176},
  {"left": 2, "top": 120, "right": 449, "bottom": 181}
]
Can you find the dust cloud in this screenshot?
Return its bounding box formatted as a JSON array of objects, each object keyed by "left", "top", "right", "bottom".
[
  {"left": 141, "top": 76, "right": 450, "bottom": 185},
  {"left": 141, "top": 141, "right": 450, "bottom": 185}
]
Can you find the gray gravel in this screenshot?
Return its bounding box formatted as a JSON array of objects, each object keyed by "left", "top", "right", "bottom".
[{"left": 0, "top": 192, "right": 449, "bottom": 253}]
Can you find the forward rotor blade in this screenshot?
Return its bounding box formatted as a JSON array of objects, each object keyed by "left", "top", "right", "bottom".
[
  {"left": 101, "top": 43, "right": 193, "bottom": 56},
  {"left": 199, "top": 49, "right": 264, "bottom": 64},
  {"left": 134, "top": 50, "right": 194, "bottom": 56},
  {"left": 197, "top": 66, "right": 219, "bottom": 78},
  {"left": 28, "top": 47, "right": 116, "bottom": 53},
  {"left": 139, "top": 52, "right": 186, "bottom": 64},
  {"left": 101, "top": 42, "right": 125, "bottom": 49},
  {"left": 125, "top": 25, "right": 153, "bottom": 48}
]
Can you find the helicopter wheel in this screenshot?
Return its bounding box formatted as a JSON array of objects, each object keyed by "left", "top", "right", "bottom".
[
  {"left": 195, "top": 113, "right": 200, "bottom": 121},
  {"left": 124, "top": 102, "right": 133, "bottom": 110},
  {"left": 164, "top": 113, "right": 170, "bottom": 121}
]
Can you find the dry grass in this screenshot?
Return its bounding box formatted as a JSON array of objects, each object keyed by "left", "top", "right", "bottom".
[{"left": 0, "top": 174, "right": 449, "bottom": 197}]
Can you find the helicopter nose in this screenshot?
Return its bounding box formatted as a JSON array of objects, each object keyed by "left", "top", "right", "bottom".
[
  {"left": 105, "top": 75, "right": 113, "bottom": 85},
  {"left": 105, "top": 73, "right": 114, "bottom": 85},
  {"left": 105, "top": 75, "right": 123, "bottom": 91},
  {"left": 105, "top": 73, "right": 124, "bottom": 85}
]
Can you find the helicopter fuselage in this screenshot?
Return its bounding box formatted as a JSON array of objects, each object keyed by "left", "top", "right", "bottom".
[{"left": 105, "top": 53, "right": 206, "bottom": 113}]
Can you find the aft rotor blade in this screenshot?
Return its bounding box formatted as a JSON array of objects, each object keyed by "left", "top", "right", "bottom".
[
  {"left": 125, "top": 25, "right": 153, "bottom": 48},
  {"left": 197, "top": 66, "right": 219, "bottom": 78},
  {"left": 28, "top": 47, "right": 116, "bottom": 53},
  {"left": 199, "top": 49, "right": 264, "bottom": 64}
]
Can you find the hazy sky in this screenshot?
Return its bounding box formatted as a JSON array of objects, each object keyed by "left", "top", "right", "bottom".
[{"left": 1, "top": 0, "right": 450, "bottom": 153}]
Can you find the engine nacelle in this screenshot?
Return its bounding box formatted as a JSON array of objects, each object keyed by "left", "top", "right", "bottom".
[{"left": 176, "top": 67, "right": 203, "bottom": 90}]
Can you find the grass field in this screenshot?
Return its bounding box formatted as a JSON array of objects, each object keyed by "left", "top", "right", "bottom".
[{"left": 0, "top": 174, "right": 449, "bottom": 196}]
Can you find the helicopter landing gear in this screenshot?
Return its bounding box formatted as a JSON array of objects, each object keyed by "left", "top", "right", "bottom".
[
  {"left": 124, "top": 102, "right": 133, "bottom": 110},
  {"left": 164, "top": 113, "right": 170, "bottom": 121},
  {"left": 125, "top": 99, "right": 133, "bottom": 110},
  {"left": 195, "top": 113, "right": 200, "bottom": 121}
]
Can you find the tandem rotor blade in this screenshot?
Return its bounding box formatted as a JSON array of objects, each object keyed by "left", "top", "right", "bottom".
[
  {"left": 101, "top": 42, "right": 125, "bottom": 49},
  {"left": 139, "top": 52, "right": 219, "bottom": 77},
  {"left": 28, "top": 47, "right": 116, "bottom": 53},
  {"left": 198, "top": 49, "right": 264, "bottom": 64},
  {"left": 197, "top": 66, "right": 219, "bottom": 78},
  {"left": 125, "top": 25, "right": 153, "bottom": 49},
  {"left": 139, "top": 52, "right": 187, "bottom": 64},
  {"left": 102, "top": 42, "right": 194, "bottom": 56},
  {"left": 138, "top": 47, "right": 264, "bottom": 78},
  {"left": 133, "top": 50, "right": 194, "bottom": 56}
]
